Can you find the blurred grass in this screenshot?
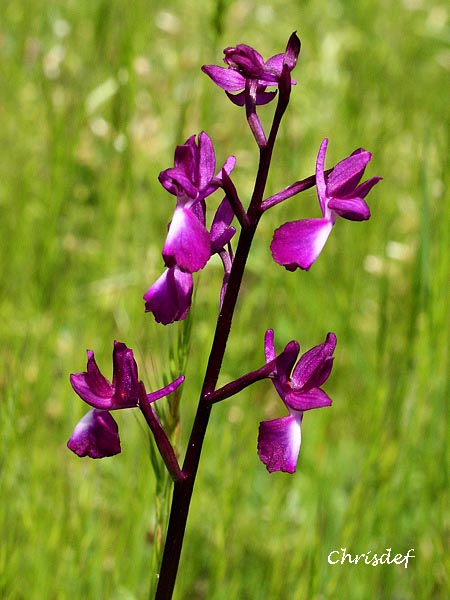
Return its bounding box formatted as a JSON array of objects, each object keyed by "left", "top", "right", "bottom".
[{"left": 1, "top": 0, "right": 448, "bottom": 598}]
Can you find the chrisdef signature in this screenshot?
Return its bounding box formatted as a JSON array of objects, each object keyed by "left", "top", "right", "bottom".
[{"left": 328, "top": 548, "right": 415, "bottom": 568}]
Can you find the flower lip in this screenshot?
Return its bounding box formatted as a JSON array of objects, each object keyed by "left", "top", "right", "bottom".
[
  {"left": 258, "top": 414, "right": 302, "bottom": 474},
  {"left": 144, "top": 267, "right": 193, "bottom": 325},
  {"left": 162, "top": 206, "right": 211, "bottom": 273},
  {"left": 67, "top": 408, "right": 121, "bottom": 459},
  {"left": 270, "top": 217, "right": 334, "bottom": 272}
]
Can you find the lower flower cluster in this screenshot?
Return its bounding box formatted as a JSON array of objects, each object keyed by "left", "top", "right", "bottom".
[
  {"left": 68, "top": 330, "right": 336, "bottom": 474},
  {"left": 68, "top": 341, "right": 183, "bottom": 459}
]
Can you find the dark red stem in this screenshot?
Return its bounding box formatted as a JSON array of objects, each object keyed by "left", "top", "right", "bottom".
[
  {"left": 138, "top": 382, "right": 185, "bottom": 484},
  {"left": 154, "top": 79, "right": 291, "bottom": 600}
]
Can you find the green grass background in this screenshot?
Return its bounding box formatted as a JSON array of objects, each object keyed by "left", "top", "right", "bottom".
[{"left": 1, "top": 0, "right": 448, "bottom": 598}]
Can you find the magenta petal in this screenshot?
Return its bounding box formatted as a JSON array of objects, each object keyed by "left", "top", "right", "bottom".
[
  {"left": 225, "top": 90, "right": 247, "bottom": 106},
  {"left": 225, "top": 85, "right": 278, "bottom": 107},
  {"left": 275, "top": 341, "right": 300, "bottom": 389},
  {"left": 211, "top": 226, "right": 235, "bottom": 253},
  {"left": 159, "top": 168, "right": 198, "bottom": 199},
  {"left": 264, "top": 53, "right": 284, "bottom": 75},
  {"left": 197, "top": 132, "right": 216, "bottom": 190},
  {"left": 67, "top": 409, "right": 121, "bottom": 459},
  {"left": 70, "top": 351, "right": 113, "bottom": 410},
  {"left": 263, "top": 47, "right": 298, "bottom": 81},
  {"left": 147, "top": 375, "right": 185, "bottom": 403},
  {"left": 174, "top": 137, "right": 196, "bottom": 171},
  {"left": 174, "top": 143, "right": 196, "bottom": 183},
  {"left": 328, "top": 196, "right": 371, "bottom": 221},
  {"left": 144, "top": 267, "right": 193, "bottom": 325},
  {"left": 257, "top": 414, "right": 302, "bottom": 474},
  {"left": 163, "top": 207, "right": 211, "bottom": 272},
  {"left": 315, "top": 138, "right": 329, "bottom": 216},
  {"left": 210, "top": 198, "right": 235, "bottom": 252},
  {"left": 285, "top": 387, "right": 332, "bottom": 411},
  {"left": 224, "top": 44, "right": 265, "bottom": 77},
  {"left": 283, "top": 32, "right": 301, "bottom": 71},
  {"left": 352, "top": 176, "right": 382, "bottom": 200},
  {"left": 201, "top": 65, "right": 246, "bottom": 91},
  {"left": 264, "top": 329, "right": 276, "bottom": 363},
  {"left": 221, "top": 155, "right": 237, "bottom": 178},
  {"left": 111, "top": 341, "right": 140, "bottom": 408},
  {"left": 254, "top": 89, "right": 278, "bottom": 105},
  {"left": 202, "top": 155, "right": 237, "bottom": 198},
  {"left": 327, "top": 151, "right": 371, "bottom": 196},
  {"left": 271, "top": 218, "right": 334, "bottom": 271},
  {"left": 292, "top": 332, "right": 337, "bottom": 390},
  {"left": 264, "top": 330, "right": 282, "bottom": 394}
]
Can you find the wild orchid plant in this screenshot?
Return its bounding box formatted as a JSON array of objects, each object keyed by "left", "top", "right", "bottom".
[{"left": 67, "top": 32, "right": 380, "bottom": 599}]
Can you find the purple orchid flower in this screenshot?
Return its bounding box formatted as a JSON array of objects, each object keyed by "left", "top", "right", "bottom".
[
  {"left": 271, "top": 138, "right": 382, "bottom": 271},
  {"left": 144, "top": 198, "right": 235, "bottom": 325},
  {"left": 159, "top": 132, "right": 236, "bottom": 273},
  {"left": 202, "top": 33, "right": 300, "bottom": 106},
  {"left": 68, "top": 341, "right": 184, "bottom": 458},
  {"left": 257, "top": 330, "right": 336, "bottom": 474}
]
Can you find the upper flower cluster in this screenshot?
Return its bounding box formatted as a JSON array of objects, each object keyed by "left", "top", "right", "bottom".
[
  {"left": 202, "top": 33, "right": 300, "bottom": 106},
  {"left": 202, "top": 33, "right": 300, "bottom": 147}
]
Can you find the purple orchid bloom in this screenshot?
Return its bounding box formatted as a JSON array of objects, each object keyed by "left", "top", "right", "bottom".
[
  {"left": 257, "top": 330, "right": 336, "bottom": 474},
  {"left": 202, "top": 32, "right": 300, "bottom": 106},
  {"left": 144, "top": 199, "right": 235, "bottom": 325},
  {"left": 68, "top": 341, "right": 184, "bottom": 458},
  {"left": 144, "top": 266, "right": 193, "bottom": 325},
  {"left": 159, "top": 132, "right": 236, "bottom": 273},
  {"left": 271, "top": 138, "right": 382, "bottom": 271}
]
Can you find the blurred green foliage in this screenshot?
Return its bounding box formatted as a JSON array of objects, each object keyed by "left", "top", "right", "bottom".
[{"left": 0, "top": 0, "right": 448, "bottom": 598}]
